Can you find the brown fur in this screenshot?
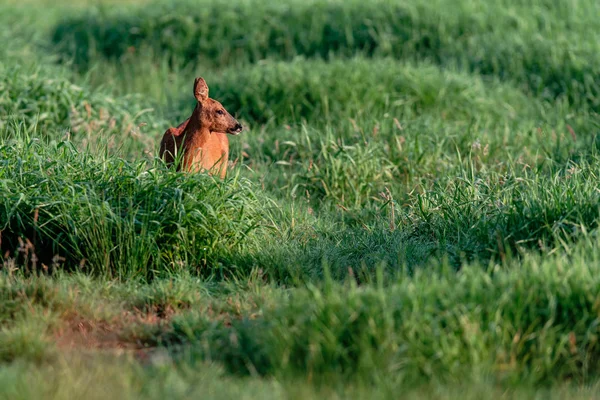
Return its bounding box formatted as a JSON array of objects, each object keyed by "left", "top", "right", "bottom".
[{"left": 159, "top": 77, "right": 243, "bottom": 178}]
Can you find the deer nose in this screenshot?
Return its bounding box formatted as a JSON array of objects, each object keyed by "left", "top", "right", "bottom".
[{"left": 228, "top": 123, "right": 243, "bottom": 135}]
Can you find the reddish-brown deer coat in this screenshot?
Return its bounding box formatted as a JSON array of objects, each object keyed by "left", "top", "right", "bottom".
[{"left": 159, "top": 77, "right": 243, "bottom": 178}]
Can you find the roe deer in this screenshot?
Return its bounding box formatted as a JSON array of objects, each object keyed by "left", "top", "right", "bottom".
[{"left": 159, "top": 77, "right": 243, "bottom": 178}]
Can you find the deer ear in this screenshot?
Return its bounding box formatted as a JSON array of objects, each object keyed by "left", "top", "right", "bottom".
[{"left": 193, "top": 77, "right": 209, "bottom": 102}]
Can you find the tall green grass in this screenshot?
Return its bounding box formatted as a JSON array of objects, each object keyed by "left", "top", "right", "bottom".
[
  {"left": 3, "top": 239, "right": 600, "bottom": 388},
  {"left": 213, "top": 147, "right": 600, "bottom": 280},
  {"left": 72, "top": 56, "right": 596, "bottom": 208},
  {"left": 3, "top": 354, "right": 600, "bottom": 399},
  {"left": 0, "top": 64, "right": 165, "bottom": 156},
  {"left": 150, "top": 236, "right": 600, "bottom": 385},
  {"left": 2, "top": 59, "right": 596, "bottom": 279},
  {"left": 203, "top": 59, "right": 539, "bottom": 125},
  {"left": 411, "top": 157, "right": 600, "bottom": 263},
  {"left": 0, "top": 135, "right": 267, "bottom": 279},
  {"left": 2, "top": 0, "right": 600, "bottom": 396},
  {"left": 51, "top": 0, "right": 600, "bottom": 109}
]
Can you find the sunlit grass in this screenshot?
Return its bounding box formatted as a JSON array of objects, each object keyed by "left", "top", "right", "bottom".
[{"left": 1, "top": 0, "right": 600, "bottom": 397}]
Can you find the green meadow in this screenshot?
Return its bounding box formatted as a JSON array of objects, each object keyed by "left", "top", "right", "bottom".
[{"left": 1, "top": 0, "right": 600, "bottom": 398}]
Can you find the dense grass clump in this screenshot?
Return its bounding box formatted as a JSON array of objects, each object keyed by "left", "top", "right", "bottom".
[
  {"left": 0, "top": 137, "right": 266, "bottom": 279},
  {"left": 153, "top": 239, "right": 600, "bottom": 384},
  {"left": 0, "top": 64, "right": 164, "bottom": 155},
  {"left": 202, "top": 59, "right": 536, "bottom": 125},
  {"left": 411, "top": 159, "right": 600, "bottom": 263},
  {"left": 235, "top": 158, "right": 600, "bottom": 277},
  {"left": 52, "top": 0, "right": 600, "bottom": 109}
]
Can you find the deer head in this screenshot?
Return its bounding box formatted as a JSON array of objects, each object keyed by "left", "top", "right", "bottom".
[{"left": 192, "top": 77, "right": 243, "bottom": 135}]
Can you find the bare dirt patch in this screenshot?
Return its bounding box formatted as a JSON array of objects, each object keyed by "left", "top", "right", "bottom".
[{"left": 54, "top": 307, "right": 175, "bottom": 363}]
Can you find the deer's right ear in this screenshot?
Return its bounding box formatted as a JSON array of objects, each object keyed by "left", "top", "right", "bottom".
[{"left": 194, "top": 77, "right": 209, "bottom": 102}]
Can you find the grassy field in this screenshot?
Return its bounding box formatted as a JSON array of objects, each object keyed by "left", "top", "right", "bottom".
[{"left": 1, "top": 0, "right": 600, "bottom": 398}]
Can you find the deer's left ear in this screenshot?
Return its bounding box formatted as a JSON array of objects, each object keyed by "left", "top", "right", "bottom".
[{"left": 193, "top": 77, "right": 209, "bottom": 102}]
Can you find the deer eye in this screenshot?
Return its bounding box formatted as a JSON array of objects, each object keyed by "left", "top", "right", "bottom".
[{"left": 216, "top": 109, "right": 225, "bottom": 115}]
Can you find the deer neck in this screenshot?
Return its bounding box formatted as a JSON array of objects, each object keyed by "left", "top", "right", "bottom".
[{"left": 182, "top": 105, "right": 212, "bottom": 146}]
